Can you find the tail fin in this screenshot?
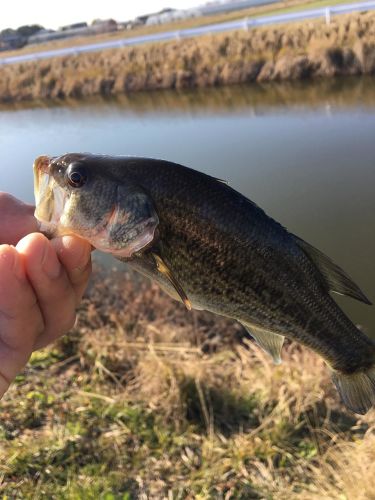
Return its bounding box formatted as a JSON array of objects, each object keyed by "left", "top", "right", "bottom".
[{"left": 331, "top": 366, "right": 375, "bottom": 415}]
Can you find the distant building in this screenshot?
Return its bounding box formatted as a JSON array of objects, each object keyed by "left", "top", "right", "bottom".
[
  {"left": 118, "top": 18, "right": 145, "bottom": 30},
  {"left": 200, "top": 0, "right": 278, "bottom": 16},
  {"left": 134, "top": 14, "right": 151, "bottom": 25},
  {"left": 91, "top": 18, "right": 118, "bottom": 33},
  {"left": 146, "top": 8, "right": 202, "bottom": 25},
  {"left": 28, "top": 20, "right": 118, "bottom": 45},
  {"left": 28, "top": 28, "right": 88, "bottom": 44},
  {"left": 28, "top": 29, "right": 58, "bottom": 45},
  {"left": 60, "top": 22, "right": 88, "bottom": 32}
]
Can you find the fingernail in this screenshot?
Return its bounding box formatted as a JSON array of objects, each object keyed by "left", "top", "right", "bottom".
[
  {"left": 76, "top": 243, "right": 91, "bottom": 268},
  {"left": 75, "top": 247, "right": 91, "bottom": 272},
  {"left": 61, "top": 236, "right": 91, "bottom": 271},
  {"left": 42, "top": 241, "right": 61, "bottom": 279}
]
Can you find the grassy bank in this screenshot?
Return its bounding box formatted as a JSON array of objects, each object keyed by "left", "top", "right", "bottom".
[
  {"left": 1, "top": 265, "right": 374, "bottom": 498},
  {"left": 1, "top": 11, "right": 375, "bottom": 103},
  {"left": 0, "top": 0, "right": 353, "bottom": 58}
]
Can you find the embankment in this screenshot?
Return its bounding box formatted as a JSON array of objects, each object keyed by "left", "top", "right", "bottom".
[{"left": 1, "top": 11, "right": 375, "bottom": 103}]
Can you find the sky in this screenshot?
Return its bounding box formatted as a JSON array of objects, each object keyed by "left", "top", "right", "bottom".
[{"left": 0, "top": 0, "right": 202, "bottom": 31}]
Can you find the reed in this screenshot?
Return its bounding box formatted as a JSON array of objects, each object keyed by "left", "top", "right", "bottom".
[
  {"left": 1, "top": 11, "right": 375, "bottom": 104},
  {"left": 1, "top": 266, "right": 373, "bottom": 498}
]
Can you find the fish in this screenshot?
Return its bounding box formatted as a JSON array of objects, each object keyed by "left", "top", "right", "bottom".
[{"left": 33, "top": 153, "right": 375, "bottom": 415}]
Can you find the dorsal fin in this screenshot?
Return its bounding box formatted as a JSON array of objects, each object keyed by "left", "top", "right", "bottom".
[
  {"left": 293, "top": 236, "right": 372, "bottom": 305},
  {"left": 215, "top": 178, "right": 229, "bottom": 185}
]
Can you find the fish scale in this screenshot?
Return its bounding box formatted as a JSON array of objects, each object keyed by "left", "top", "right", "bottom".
[
  {"left": 123, "top": 159, "right": 373, "bottom": 365},
  {"left": 33, "top": 153, "right": 375, "bottom": 414}
]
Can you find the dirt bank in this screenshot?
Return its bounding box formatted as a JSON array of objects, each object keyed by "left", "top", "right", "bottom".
[{"left": 1, "top": 11, "right": 375, "bottom": 103}]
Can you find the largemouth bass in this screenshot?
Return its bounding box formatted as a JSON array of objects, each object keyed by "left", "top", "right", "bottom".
[{"left": 33, "top": 153, "right": 374, "bottom": 415}]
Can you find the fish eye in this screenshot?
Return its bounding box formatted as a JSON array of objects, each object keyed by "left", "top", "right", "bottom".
[{"left": 67, "top": 162, "right": 87, "bottom": 188}]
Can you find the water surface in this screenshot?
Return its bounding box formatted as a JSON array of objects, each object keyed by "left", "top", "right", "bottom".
[{"left": 1, "top": 78, "right": 374, "bottom": 334}]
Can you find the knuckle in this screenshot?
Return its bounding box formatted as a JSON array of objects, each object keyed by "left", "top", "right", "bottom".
[
  {"left": 45, "top": 302, "right": 76, "bottom": 338},
  {"left": 0, "top": 192, "right": 14, "bottom": 208},
  {"left": 39, "top": 277, "right": 76, "bottom": 332}
]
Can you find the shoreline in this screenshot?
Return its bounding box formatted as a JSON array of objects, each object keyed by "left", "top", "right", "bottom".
[{"left": 1, "top": 12, "right": 375, "bottom": 103}]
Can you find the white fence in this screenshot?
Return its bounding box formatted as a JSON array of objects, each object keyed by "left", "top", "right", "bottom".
[{"left": 1, "top": 0, "right": 374, "bottom": 66}]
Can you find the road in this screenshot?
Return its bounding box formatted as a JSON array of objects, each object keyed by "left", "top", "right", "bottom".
[{"left": 1, "top": 0, "right": 374, "bottom": 66}]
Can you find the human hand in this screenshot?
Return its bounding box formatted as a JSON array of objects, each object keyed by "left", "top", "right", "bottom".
[
  {"left": 0, "top": 193, "right": 92, "bottom": 398},
  {"left": 0, "top": 192, "right": 39, "bottom": 245}
]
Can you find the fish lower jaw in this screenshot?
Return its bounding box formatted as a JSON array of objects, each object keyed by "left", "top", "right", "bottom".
[{"left": 37, "top": 220, "right": 59, "bottom": 239}]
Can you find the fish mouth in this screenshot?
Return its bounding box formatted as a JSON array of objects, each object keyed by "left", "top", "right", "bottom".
[{"left": 33, "top": 155, "right": 67, "bottom": 236}]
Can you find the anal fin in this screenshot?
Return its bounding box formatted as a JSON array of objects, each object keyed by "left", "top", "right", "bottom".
[{"left": 241, "top": 322, "right": 285, "bottom": 365}]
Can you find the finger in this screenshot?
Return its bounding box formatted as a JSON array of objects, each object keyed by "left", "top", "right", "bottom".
[
  {"left": 52, "top": 236, "right": 92, "bottom": 303},
  {"left": 16, "top": 233, "right": 78, "bottom": 350},
  {"left": 0, "top": 245, "right": 44, "bottom": 397},
  {"left": 0, "top": 192, "right": 39, "bottom": 245}
]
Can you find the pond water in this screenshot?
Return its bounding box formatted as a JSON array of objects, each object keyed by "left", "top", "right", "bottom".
[{"left": 0, "top": 77, "right": 374, "bottom": 334}]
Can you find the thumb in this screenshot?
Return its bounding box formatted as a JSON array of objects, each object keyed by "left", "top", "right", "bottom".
[{"left": 52, "top": 235, "right": 93, "bottom": 303}]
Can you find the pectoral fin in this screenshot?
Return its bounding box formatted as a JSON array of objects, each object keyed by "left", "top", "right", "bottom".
[
  {"left": 152, "top": 253, "right": 192, "bottom": 311},
  {"left": 241, "top": 322, "right": 285, "bottom": 365}
]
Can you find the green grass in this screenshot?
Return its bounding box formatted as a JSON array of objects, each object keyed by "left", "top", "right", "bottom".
[{"left": 0, "top": 268, "right": 374, "bottom": 498}]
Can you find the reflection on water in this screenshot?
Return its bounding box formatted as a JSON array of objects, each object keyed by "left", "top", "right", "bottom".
[
  {"left": 0, "top": 77, "right": 374, "bottom": 334},
  {"left": 2, "top": 77, "right": 375, "bottom": 114}
]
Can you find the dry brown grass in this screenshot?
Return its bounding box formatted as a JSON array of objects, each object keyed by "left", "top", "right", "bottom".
[
  {"left": 0, "top": 0, "right": 338, "bottom": 58},
  {"left": 1, "top": 11, "right": 375, "bottom": 104},
  {"left": 1, "top": 264, "right": 374, "bottom": 498}
]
